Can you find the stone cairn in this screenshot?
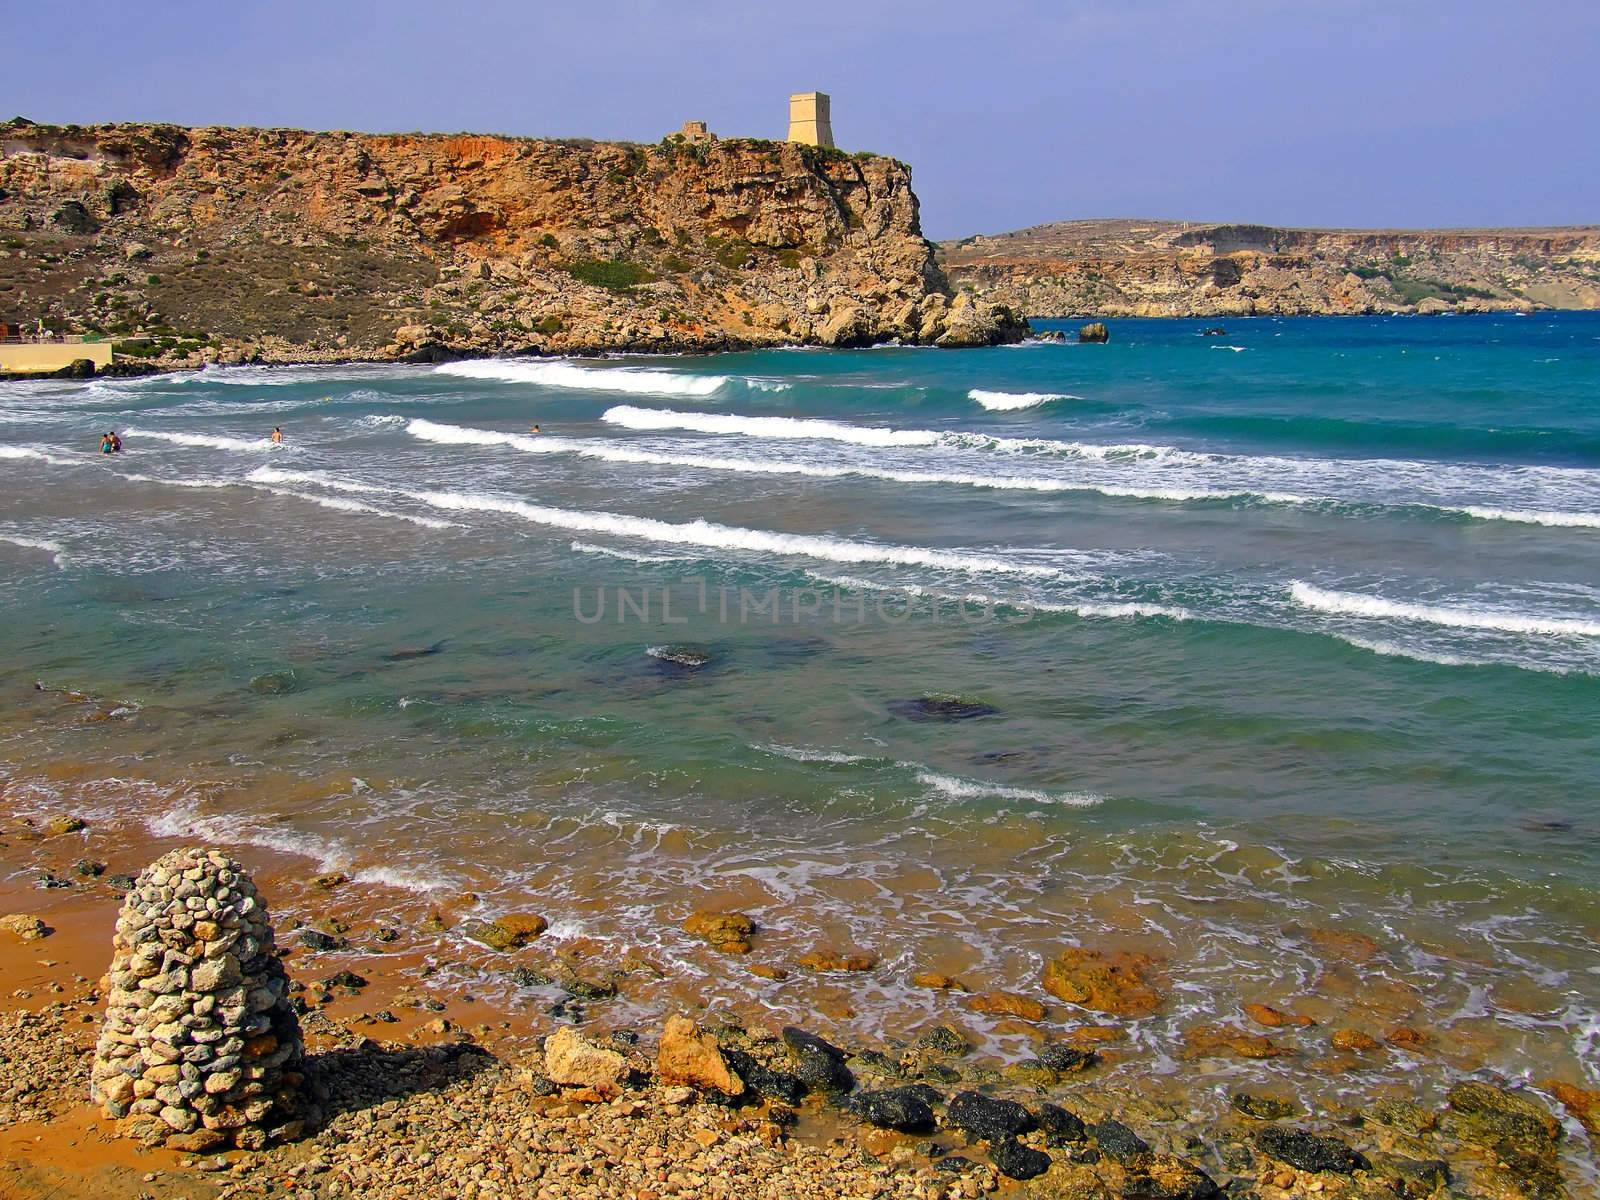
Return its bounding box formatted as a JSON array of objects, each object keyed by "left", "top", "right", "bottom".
[{"left": 91, "top": 847, "right": 318, "bottom": 1151}]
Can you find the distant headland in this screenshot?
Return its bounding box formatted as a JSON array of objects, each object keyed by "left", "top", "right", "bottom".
[{"left": 940, "top": 218, "right": 1600, "bottom": 318}]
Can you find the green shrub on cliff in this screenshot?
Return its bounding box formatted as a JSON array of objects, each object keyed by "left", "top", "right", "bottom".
[{"left": 561, "top": 258, "right": 657, "bottom": 291}]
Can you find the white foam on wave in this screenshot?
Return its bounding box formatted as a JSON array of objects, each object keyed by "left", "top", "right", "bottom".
[
  {"left": 123, "top": 427, "right": 283, "bottom": 452},
  {"left": 915, "top": 769, "right": 1103, "bottom": 808},
  {"left": 569, "top": 541, "right": 693, "bottom": 564},
  {"left": 1291, "top": 581, "right": 1600, "bottom": 638},
  {"left": 403, "top": 487, "right": 1064, "bottom": 577},
  {"left": 602, "top": 405, "right": 941, "bottom": 447},
  {"left": 254, "top": 487, "right": 458, "bottom": 530},
  {"left": 145, "top": 802, "right": 449, "bottom": 893},
  {"left": 807, "top": 571, "right": 1193, "bottom": 622},
  {"left": 1455, "top": 505, "right": 1600, "bottom": 530},
  {"left": 122, "top": 470, "right": 453, "bottom": 529},
  {"left": 0, "top": 445, "right": 80, "bottom": 466},
  {"left": 0, "top": 533, "right": 67, "bottom": 568},
  {"left": 247, "top": 466, "right": 391, "bottom": 496},
  {"left": 968, "top": 388, "right": 1083, "bottom": 411},
  {"left": 357, "top": 413, "right": 408, "bottom": 429},
  {"left": 760, "top": 743, "right": 875, "bottom": 765},
  {"left": 1211, "top": 345, "right": 1248, "bottom": 352},
  {"left": 436, "top": 359, "right": 729, "bottom": 397},
  {"left": 408, "top": 417, "right": 1288, "bottom": 502}
]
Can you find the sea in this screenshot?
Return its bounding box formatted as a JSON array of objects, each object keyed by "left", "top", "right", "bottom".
[{"left": 3, "top": 313, "right": 1598, "bottom": 1099}]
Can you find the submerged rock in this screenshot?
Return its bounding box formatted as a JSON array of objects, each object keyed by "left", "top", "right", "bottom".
[
  {"left": 1443, "top": 1080, "right": 1562, "bottom": 1158},
  {"left": 1121, "top": 1152, "right": 1222, "bottom": 1199},
  {"left": 1230, "top": 1091, "right": 1300, "bottom": 1120},
  {"left": 682, "top": 910, "right": 755, "bottom": 954},
  {"left": 965, "top": 990, "right": 1046, "bottom": 1021},
  {"left": 1041, "top": 947, "right": 1163, "bottom": 1017},
  {"left": 1254, "top": 1126, "right": 1370, "bottom": 1175},
  {"left": 1036, "top": 1102, "right": 1087, "bottom": 1144},
  {"left": 646, "top": 644, "right": 713, "bottom": 669},
  {"left": 888, "top": 694, "right": 999, "bottom": 722},
  {"left": 1037, "top": 1042, "right": 1100, "bottom": 1074},
  {"left": 797, "top": 949, "right": 877, "bottom": 973},
  {"left": 249, "top": 670, "right": 301, "bottom": 695}
]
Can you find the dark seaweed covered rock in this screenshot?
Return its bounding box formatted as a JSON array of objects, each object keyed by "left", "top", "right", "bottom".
[
  {"left": 723, "top": 1046, "right": 809, "bottom": 1104},
  {"left": 1091, "top": 1119, "right": 1149, "bottom": 1160},
  {"left": 934, "top": 1156, "right": 973, "bottom": 1173},
  {"left": 888, "top": 694, "right": 998, "bottom": 722},
  {"left": 1038, "top": 1042, "right": 1101, "bottom": 1073},
  {"left": 1254, "top": 1127, "right": 1370, "bottom": 1175},
  {"left": 780, "top": 1027, "right": 855, "bottom": 1093},
  {"left": 852, "top": 1086, "right": 937, "bottom": 1133},
  {"left": 914, "top": 1024, "right": 972, "bottom": 1057},
  {"left": 991, "top": 1136, "right": 1051, "bottom": 1180},
  {"left": 1231, "top": 1091, "right": 1300, "bottom": 1120},
  {"left": 947, "top": 1091, "right": 1035, "bottom": 1141},
  {"left": 1443, "top": 1080, "right": 1562, "bottom": 1156},
  {"left": 1036, "top": 1102, "right": 1087, "bottom": 1144}
]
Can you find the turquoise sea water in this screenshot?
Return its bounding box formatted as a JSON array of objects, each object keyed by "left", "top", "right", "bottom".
[{"left": 3, "top": 314, "right": 1599, "bottom": 1089}]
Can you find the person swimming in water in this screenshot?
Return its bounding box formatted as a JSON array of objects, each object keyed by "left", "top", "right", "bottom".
[
  {"left": 528, "top": 424, "right": 541, "bottom": 434},
  {"left": 270, "top": 427, "right": 283, "bottom": 444},
  {"left": 100, "top": 432, "right": 114, "bottom": 454}
]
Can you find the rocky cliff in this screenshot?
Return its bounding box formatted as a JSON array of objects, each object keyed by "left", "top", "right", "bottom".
[
  {"left": 0, "top": 119, "right": 1024, "bottom": 368},
  {"left": 941, "top": 219, "right": 1600, "bottom": 318}
]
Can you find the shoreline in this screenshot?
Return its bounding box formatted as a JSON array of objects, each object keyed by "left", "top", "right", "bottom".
[
  {"left": 4, "top": 308, "right": 1591, "bottom": 385},
  {"left": 4, "top": 811, "right": 1596, "bottom": 1199}
]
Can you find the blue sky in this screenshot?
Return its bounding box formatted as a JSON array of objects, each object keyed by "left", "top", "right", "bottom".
[{"left": 8, "top": 1, "right": 1596, "bottom": 239}]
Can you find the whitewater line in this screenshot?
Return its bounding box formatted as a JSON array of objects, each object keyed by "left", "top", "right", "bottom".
[
  {"left": 435, "top": 359, "right": 728, "bottom": 397},
  {"left": 399, "top": 487, "right": 1068, "bottom": 577},
  {"left": 1291, "top": 581, "right": 1600, "bottom": 638}
]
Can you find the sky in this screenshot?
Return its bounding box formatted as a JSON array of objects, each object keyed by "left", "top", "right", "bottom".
[{"left": 7, "top": 1, "right": 1597, "bottom": 240}]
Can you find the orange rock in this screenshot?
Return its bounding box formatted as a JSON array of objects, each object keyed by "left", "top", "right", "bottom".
[
  {"left": 748, "top": 963, "right": 789, "bottom": 981},
  {"left": 1548, "top": 1081, "right": 1600, "bottom": 1136},
  {"left": 1243, "top": 1003, "right": 1316, "bottom": 1029},
  {"left": 682, "top": 910, "right": 755, "bottom": 955},
  {"left": 965, "top": 991, "right": 1047, "bottom": 1022},
  {"left": 912, "top": 972, "right": 968, "bottom": 991},
  {"left": 1064, "top": 1025, "right": 1126, "bottom": 1045},
  {"left": 797, "top": 950, "right": 877, "bottom": 973},
  {"left": 487, "top": 913, "right": 549, "bottom": 948},
  {"left": 1330, "top": 1028, "right": 1379, "bottom": 1052},
  {"left": 656, "top": 1015, "right": 744, "bottom": 1097},
  {"left": 1182, "top": 1026, "right": 1294, "bottom": 1060},
  {"left": 1298, "top": 926, "right": 1381, "bottom": 963},
  {"left": 1040, "top": 947, "right": 1162, "bottom": 1017},
  {"left": 1386, "top": 1026, "right": 1430, "bottom": 1050}
]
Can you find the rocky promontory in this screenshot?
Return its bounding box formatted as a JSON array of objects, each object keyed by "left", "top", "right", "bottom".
[
  {"left": 941, "top": 218, "right": 1600, "bottom": 317},
  {"left": 0, "top": 118, "right": 1024, "bottom": 369}
]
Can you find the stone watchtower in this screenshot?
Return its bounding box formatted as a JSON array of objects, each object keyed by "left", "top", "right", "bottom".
[{"left": 787, "top": 92, "right": 835, "bottom": 148}]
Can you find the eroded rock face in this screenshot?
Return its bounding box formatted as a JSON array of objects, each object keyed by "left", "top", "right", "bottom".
[
  {"left": 90, "top": 848, "right": 312, "bottom": 1152},
  {"left": 0, "top": 119, "right": 1026, "bottom": 364},
  {"left": 655, "top": 1015, "right": 743, "bottom": 1097}
]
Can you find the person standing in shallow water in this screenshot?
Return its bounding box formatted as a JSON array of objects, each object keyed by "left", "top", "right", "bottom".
[
  {"left": 100, "top": 432, "right": 113, "bottom": 454},
  {"left": 270, "top": 426, "right": 283, "bottom": 444},
  {"left": 110, "top": 430, "right": 121, "bottom": 453}
]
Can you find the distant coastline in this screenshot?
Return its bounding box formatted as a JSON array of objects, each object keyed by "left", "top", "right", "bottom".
[{"left": 941, "top": 218, "right": 1600, "bottom": 319}]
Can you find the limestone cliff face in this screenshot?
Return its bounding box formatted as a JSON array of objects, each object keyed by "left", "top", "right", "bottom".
[
  {"left": 0, "top": 120, "right": 1024, "bottom": 367},
  {"left": 941, "top": 219, "right": 1600, "bottom": 318}
]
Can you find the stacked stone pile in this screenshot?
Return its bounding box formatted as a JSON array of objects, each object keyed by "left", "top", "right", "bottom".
[{"left": 90, "top": 847, "right": 317, "bottom": 1151}]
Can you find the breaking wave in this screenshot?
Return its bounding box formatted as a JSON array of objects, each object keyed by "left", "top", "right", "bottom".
[
  {"left": 122, "top": 427, "right": 283, "bottom": 452},
  {"left": 1291, "top": 582, "right": 1600, "bottom": 638},
  {"left": 436, "top": 359, "right": 729, "bottom": 397},
  {"left": 968, "top": 389, "right": 1083, "bottom": 411}
]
